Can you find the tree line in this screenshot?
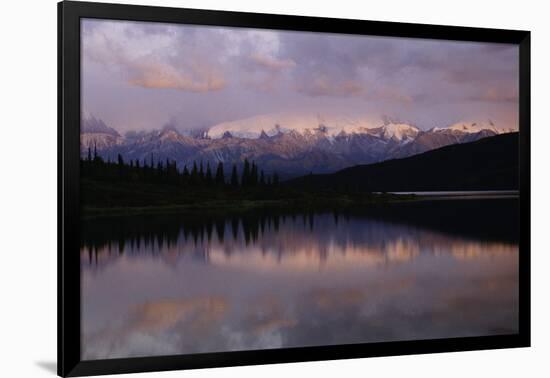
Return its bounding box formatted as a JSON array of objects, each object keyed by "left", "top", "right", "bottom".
[{"left": 81, "top": 146, "right": 280, "bottom": 188}]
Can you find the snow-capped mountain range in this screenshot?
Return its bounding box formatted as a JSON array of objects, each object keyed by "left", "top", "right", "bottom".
[
  {"left": 81, "top": 113, "right": 123, "bottom": 150},
  {"left": 207, "top": 113, "right": 379, "bottom": 139},
  {"left": 81, "top": 112, "right": 516, "bottom": 179}
]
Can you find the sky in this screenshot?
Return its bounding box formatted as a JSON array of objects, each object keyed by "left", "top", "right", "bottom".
[{"left": 81, "top": 19, "right": 519, "bottom": 134}]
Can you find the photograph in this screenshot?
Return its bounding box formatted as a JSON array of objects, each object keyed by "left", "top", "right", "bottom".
[{"left": 79, "top": 18, "right": 520, "bottom": 360}]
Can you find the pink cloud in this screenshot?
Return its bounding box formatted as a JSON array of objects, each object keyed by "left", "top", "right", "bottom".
[
  {"left": 249, "top": 53, "right": 296, "bottom": 72},
  {"left": 473, "top": 88, "right": 518, "bottom": 103},
  {"left": 297, "top": 76, "right": 366, "bottom": 97},
  {"left": 127, "top": 61, "right": 226, "bottom": 92}
]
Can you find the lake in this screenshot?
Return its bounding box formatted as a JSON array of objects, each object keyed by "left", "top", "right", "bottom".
[{"left": 80, "top": 198, "right": 519, "bottom": 360}]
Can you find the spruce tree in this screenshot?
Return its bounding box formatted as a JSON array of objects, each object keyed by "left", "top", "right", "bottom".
[
  {"left": 117, "top": 154, "right": 124, "bottom": 179},
  {"left": 215, "top": 162, "right": 225, "bottom": 185},
  {"left": 183, "top": 165, "right": 190, "bottom": 180},
  {"left": 242, "top": 159, "right": 250, "bottom": 187},
  {"left": 199, "top": 161, "right": 205, "bottom": 181},
  {"left": 273, "top": 172, "right": 279, "bottom": 187},
  {"left": 260, "top": 170, "right": 265, "bottom": 186},
  {"left": 251, "top": 161, "right": 258, "bottom": 186},
  {"left": 142, "top": 158, "right": 148, "bottom": 180},
  {"left": 231, "top": 164, "right": 239, "bottom": 187},
  {"left": 191, "top": 161, "right": 198, "bottom": 185},
  {"left": 205, "top": 162, "right": 213, "bottom": 184},
  {"left": 159, "top": 161, "right": 164, "bottom": 181}
]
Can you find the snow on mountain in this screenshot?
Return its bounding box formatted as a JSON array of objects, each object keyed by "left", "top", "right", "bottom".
[
  {"left": 81, "top": 113, "right": 120, "bottom": 136},
  {"left": 80, "top": 113, "right": 123, "bottom": 150},
  {"left": 434, "top": 121, "right": 514, "bottom": 135},
  {"left": 207, "top": 113, "right": 379, "bottom": 139},
  {"left": 207, "top": 113, "right": 517, "bottom": 140},
  {"left": 371, "top": 123, "right": 420, "bottom": 143},
  {"left": 207, "top": 112, "right": 426, "bottom": 145},
  {"left": 81, "top": 133, "right": 123, "bottom": 151},
  {"left": 83, "top": 112, "right": 517, "bottom": 178}
]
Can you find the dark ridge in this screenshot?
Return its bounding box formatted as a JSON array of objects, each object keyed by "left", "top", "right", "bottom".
[{"left": 286, "top": 132, "right": 519, "bottom": 192}]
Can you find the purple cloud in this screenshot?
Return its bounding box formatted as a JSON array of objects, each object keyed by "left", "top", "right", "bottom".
[{"left": 81, "top": 19, "right": 519, "bottom": 133}]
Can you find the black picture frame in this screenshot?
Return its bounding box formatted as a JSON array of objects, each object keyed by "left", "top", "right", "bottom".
[{"left": 58, "top": 1, "right": 531, "bottom": 376}]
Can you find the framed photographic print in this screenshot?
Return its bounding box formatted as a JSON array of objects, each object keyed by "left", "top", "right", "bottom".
[{"left": 58, "top": 1, "right": 530, "bottom": 376}]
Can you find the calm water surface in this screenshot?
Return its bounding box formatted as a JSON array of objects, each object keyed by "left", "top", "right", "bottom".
[{"left": 81, "top": 199, "right": 519, "bottom": 360}]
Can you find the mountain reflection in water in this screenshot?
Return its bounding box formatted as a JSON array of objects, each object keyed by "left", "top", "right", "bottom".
[{"left": 81, "top": 199, "right": 519, "bottom": 360}]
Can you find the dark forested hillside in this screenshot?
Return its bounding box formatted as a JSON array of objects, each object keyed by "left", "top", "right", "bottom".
[
  {"left": 286, "top": 133, "right": 519, "bottom": 192},
  {"left": 80, "top": 133, "right": 518, "bottom": 214}
]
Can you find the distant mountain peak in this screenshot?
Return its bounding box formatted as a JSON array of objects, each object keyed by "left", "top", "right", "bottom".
[
  {"left": 378, "top": 123, "right": 420, "bottom": 142},
  {"left": 187, "top": 128, "right": 211, "bottom": 139},
  {"left": 259, "top": 130, "right": 270, "bottom": 139},
  {"left": 159, "top": 128, "right": 181, "bottom": 141},
  {"left": 206, "top": 112, "right": 379, "bottom": 139},
  {"left": 80, "top": 113, "right": 123, "bottom": 151},
  {"left": 434, "top": 120, "right": 510, "bottom": 135},
  {"left": 82, "top": 112, "right": 518, "bottom": 179},
  {"left": 81, "top": 113, "right": 120, "bottom": 137},
  {"left": 316, "top": 124, "right": 328, "bottom": 133}
]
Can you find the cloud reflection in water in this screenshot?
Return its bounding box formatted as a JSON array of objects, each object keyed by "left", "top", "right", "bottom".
[{"left": 81, "top": 211, "right": 518, "bottom": 360}]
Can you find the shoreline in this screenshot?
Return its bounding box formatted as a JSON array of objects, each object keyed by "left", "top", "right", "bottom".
[
  {"left": 409, "top": 190, "right": 519, "bottom": 201},
  {"left": 81, "top": 191, "right": 518, "bottom": 219},
  {"left": 81, "top": 196, "right": 406, "bottom": 219}
]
